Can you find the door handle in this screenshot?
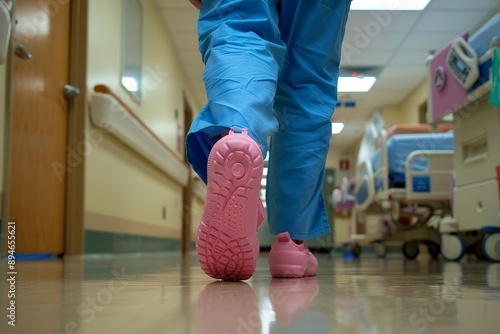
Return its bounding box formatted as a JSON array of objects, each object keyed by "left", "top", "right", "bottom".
[
  {"left": 64, "top": 84, "right": 80, "bottom": 100},
  {"left": 14, "top": 42, "right": 32, "bottom": 59}
]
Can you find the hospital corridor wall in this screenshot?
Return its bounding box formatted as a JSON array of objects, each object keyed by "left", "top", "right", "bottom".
[
  {"left": 83, "top": 0, "right": 200, "bottom": 254},
  {"left": 379, "top": 80, "right": 427, "bottom": 129}
]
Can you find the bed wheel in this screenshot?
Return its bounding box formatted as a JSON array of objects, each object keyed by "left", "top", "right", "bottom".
[
  {"left": 474, "top": 239, "right": 489, "bottom": 260},
  {"left": 427, "top": 242, "right": 440, "bottom": 260},
  {"left": 373, "top": 242, "right": 386, "bottom": 258},
  {"left": 483, "top": 233, "right": 500, "bottom": 262},
  {"left": 441, "top": 234, "right": 466, "bottom": 261},
  {"left": 342, "top": 243, "right": 361, "bottom": 258},
  {"left": 402, "top": 241, "right": 419, "bottom": 260},
  {"left": 352, "top": 243, "right": 361, "bottom": 258}
]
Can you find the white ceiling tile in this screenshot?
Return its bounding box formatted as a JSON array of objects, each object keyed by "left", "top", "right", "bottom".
[
  {"left": 390, "top": 50, "right": 430, "bottom": 65},
  {"left": 379, "top": 65, "right": 426, "bottom": 78},
  {"left": 427, "top": 0, "right": 499, "bottom": 10},
  {"left": 399, "top": 32, "right": 462, "bottom": 52},
  {"left": 346, "top": 92, "right": 386, "bottom": 104},
  {"left": 375, "top": 77, "right": 423, "bottom": 91},
  {"left": 345, "top": 11, "right": 422, "bottom": 33},
  {"left": 340, "top": 50, "right": 393, "bottom": 66},
  {"left": 342, "top": 31, "right": 407, "bottom": 51},
  {"left": 412, "top": 10, "right": 493, "bottom": 33}
]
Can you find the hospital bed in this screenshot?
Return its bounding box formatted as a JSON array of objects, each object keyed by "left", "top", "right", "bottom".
[
  {"left": 427, "top": 13, "right": 500, "bottom": 262},
  {"left": 351, "top": 116, "right": 454, "bottom": 259}
]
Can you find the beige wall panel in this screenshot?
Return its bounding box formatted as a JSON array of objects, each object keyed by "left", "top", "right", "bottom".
[{"left": 85, "top": 0, "right": 202, "bottom": 238}]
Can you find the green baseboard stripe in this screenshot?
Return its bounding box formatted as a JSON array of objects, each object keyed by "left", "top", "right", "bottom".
[
  {"left": 85, "top": 230, "right": 181, "bottom": 254},
  {"left": 260, "top": 245, "right": 402, "bottom": 255},
  {"left": 332, "top": 245, "right": 402, "bottom": 255}
]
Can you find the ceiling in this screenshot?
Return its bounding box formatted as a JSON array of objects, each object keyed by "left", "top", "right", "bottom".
[{"left": 156, "top": 0, "right": 499, "bottom": 153}]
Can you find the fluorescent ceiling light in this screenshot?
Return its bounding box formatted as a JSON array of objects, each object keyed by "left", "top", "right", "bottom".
[
  {"left": 338, "top": 76, "right": 376, "bottom": 93},
  {"left": 350, "top": 0, "right": 431, "bottom": 11},
  {"left": 332, "top": 122, "right": 345, "bottom": 135}
]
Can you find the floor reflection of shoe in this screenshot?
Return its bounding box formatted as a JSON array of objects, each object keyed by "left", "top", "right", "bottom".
[
  {"left": 269, "top": 277, "right": 320, "bottom": 325},
  {"left": 196, "top": 129, "right": 263, "bottom": 280},
  {"left": 268, "top": 232, "right": 319, "bottom": 278},
  {"left": 196, "top": 281, "right": 261, "bottom": 334}
]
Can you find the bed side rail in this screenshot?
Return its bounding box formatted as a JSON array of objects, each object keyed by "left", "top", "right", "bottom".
[
  {"left": 405, "top": 150, "right": 454, "bottom": 201},
  {"left": 354, "top": 159, "right": 375, "bottom": 211}
]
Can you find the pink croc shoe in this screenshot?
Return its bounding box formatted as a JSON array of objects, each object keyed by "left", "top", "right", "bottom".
[
  {"left": 268, "top": 232, "right": 318, "bottom": 278},
  {"left": 196, "top": 129, "right": 263, "bottom": 280}
]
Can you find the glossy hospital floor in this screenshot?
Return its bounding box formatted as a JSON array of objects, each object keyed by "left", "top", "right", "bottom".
[{"left": 1, "top": 251, "right": 500, "bottom": 334}]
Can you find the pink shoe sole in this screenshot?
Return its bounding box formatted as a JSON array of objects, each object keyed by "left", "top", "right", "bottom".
[
  {"left": 268, "top": 232, "right": 318, "bottom": 278},
  {"left": 196, "top": 129, "right": 263, "bottom": 280}
]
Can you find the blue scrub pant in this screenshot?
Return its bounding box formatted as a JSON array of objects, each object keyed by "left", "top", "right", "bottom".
[{"left": 186, "top": 0, "right": 351, "bottom": 240}]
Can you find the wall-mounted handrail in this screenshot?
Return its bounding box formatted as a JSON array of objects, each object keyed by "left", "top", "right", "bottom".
[{"left": 90, "top": 85, "right": 189, "bottom": 187}]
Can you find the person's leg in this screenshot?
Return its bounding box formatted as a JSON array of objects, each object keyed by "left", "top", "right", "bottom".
[
  {"left": 267, "top": 0, "right": 351, "bottom": 240},
  {"left": 186, "top": 0, "right": 285, "bottom": 280},
  {"left": 186, "top": 0, "right": 285, "bottom": 183}
]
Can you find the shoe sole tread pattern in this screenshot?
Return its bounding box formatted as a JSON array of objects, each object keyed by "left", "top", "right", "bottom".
[{"left": 197, "top": 135, "right": 262, "bottom": 280}]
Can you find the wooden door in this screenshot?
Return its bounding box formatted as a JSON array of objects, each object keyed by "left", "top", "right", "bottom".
[{"left": 9, "top": 0, "right": 70, "bottom": 254}]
